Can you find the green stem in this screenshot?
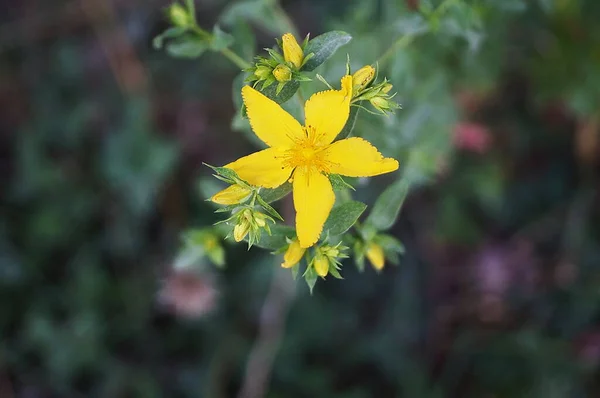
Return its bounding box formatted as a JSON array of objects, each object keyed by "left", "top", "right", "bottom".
[
  {"left": 376, "top": 33, "right": 419, "bottom": 66},
  {"left": 191, "top": 26, "right": 251, "bottom": 70}
]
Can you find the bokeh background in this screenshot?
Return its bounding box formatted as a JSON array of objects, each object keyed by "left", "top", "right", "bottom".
[{"left": 2, "top": 0, "right": 600, "bottom": 397}]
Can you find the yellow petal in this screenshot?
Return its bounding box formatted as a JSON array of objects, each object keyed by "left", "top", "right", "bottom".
[
  {"left": 281, "top": 33, "right": 304, "bottom": 68},
  {"left": 292, "top": 167, "right": 335, "bottom": 248},
  {"left": 324, "top": 137, "right": 399, "bottom": 177},
  {"left": 304, "top": 75, "right": 353, "bottom": 145},
  {"left": 281, "top": 239, "right": 305, "bottom": 268},
  {"left": 210, "top": 184, "right": 252, "bottom": 205},
  {"left": 366, "top": 242, "right": 385, "bottom": 271},
  {"left": 242, "top": 85, "right": 304, "bottom": 148},
  {"left": 226, "top": 148, "right": 292, "bottom": 188}
]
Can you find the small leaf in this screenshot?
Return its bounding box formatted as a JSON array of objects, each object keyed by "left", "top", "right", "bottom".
[
  {"left": 259, "top": 80, "right": 299, "bottom": 104},
  {"left": 301, "top": 31, "right": 352, "bottom": 72},
  {"left": 329, "top": 174, "right": 355, "bottom": 192},
  {"left": 166, "top": 36, "right": 208, "bottom": 58},
  {"left": 365, "top": 178, "right": 409, "bottom": 231},
  {"left": 336, "top": 106, "right": 359, "bottom": 141},
  {"left": 210, "top": 25, "right": 235, "bottom": 51},
  {"left": 260, "top": 182, "right": 292, "bottom": 203},
  {"left": 323, "top": 201, "right": 367, "bottom": 236},
  {"left": 255, "top": 195, "right": 284, "bottom": 221},
  {"left": 246, "top": 225, "right": 295, "bottom": 250},
  {"left": 204, "top": 164, "right": 240, "bottom": 182},
  {"left": 304, "top": 266, "right": 318, "bottom": 294},
  {"left": 291, "top": 263, "right": 300, "bottom": 280},
  {"left": 153, "top": 27, "right": 187, "bottom": 49}
]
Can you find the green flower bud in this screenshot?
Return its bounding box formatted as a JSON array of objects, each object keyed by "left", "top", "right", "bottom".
[{"left": 168, "top": 3, "right": 190, "bottom": 28}]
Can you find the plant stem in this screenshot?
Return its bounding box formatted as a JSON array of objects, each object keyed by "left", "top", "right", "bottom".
[
  {"left": 221, "top": 48, "right": 252, "bottom": 70},
  {"left": 377, "top": 33, "right": 419, "bottom": 66},
  {"left": 191, "top": 25, "right": 251, "bottom": 70}
]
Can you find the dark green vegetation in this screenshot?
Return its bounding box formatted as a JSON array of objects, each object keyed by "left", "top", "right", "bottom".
[{"left": 1, "top": 0, "right": 599, "bottom": 396}]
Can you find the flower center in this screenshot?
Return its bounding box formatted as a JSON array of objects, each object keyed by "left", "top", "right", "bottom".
[{"left": 283, "top": 136, "right": 330, "bottom": 172}]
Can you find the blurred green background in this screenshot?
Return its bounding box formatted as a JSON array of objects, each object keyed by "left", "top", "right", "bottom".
[{"left": 1, "top": 0, "right": 600, "bottom": 396}]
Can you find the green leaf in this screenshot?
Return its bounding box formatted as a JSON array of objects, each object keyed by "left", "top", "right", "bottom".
[
  {"left": 166, "top": 36, "right": 208, "bottom": 58},
  {"left": 153, "top": 27, "right": 187, "bottom": 50},
  {"left": 303, "top": 266, "right": 318, "bottom": 294},
  {"left": 336, "top": 105, "right": 359, "bottom": 141},
  {"left": 301, "top": 31, "right": 352, "bottom": 72},
  {"left": 246, "top": 225, "right": 295, "bottom": 250},
  {"left": 260, "top": 182, "right": 292, "bottom": 203},
  {"left": 204, "top": 164, "right": 240, "bottom": 182},
  {"left": 210, "top": 25, "right": 234, "bottom": 51},
  {"left": 323, "top": 201, "right": 367, "bottom": 236},
  {"left": 365, "top": 178, "right": 409, "bottom": 231},
  {"left": 329, "top": 174, "right": 355, "bottom": 192},
  {"left": 259, "top": 80, "right": 299, "bottom": 104},
  {"left": 255, "top": 195, "right": 284, "bottom": 221}
]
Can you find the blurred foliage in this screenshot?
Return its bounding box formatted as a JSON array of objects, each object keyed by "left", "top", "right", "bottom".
[{"left": 1, "top": 0, "right": 599, "bottom": 397}]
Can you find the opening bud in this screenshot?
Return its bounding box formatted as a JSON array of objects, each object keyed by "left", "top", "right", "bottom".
[
  {"left": 281, "top": 239, "right": 306, "bottom": 268},
  {"left": 281, "top": 33, "right": 304, "bottom": 69},
  {"left": 233, "top": 220, "right": 250, "bottom": 242},
  {"left": 211, "top": 184, "right": 252, "bottom": 205},
  {"left": 352, "top": 65, "right": 376, "bottom": 95}
]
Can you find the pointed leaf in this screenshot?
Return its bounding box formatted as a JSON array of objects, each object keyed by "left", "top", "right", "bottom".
[
  {"left": 301, "top": 31, "right": 352, "bottom": 72},
  {"left": 365, "top": 178, "right": 409, "bottom": 231},
  {"left": 323, "top": 200, "right": 367, "bottom": 236}
]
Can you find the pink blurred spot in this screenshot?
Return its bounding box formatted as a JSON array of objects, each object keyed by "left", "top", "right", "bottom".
[{"left": 453, "top": 122, "right": 492, "bottom": 154}]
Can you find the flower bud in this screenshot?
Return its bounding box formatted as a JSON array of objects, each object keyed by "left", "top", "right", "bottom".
[
  {"left": 233, "top": 221, "right": 250, "bottom": 242},
  {"left": 211, "top": 184, "right": 252, "bottom": 205},
  {"left": 313, "top": 254, "right": 329, "bottom": 277},
  {"left": 281, "top": 239, "right": 306, "bottom": 268},
  {"left": 381, "top": 83, "right": 393, "bottom": 94},
  {"left": 272, "top": 64, "right": 292, "bottom": 82},
  {"left": 254, "top": 212, "right": 267, "bottom": 227},
  {"left": 366, "top": 242, "right": 385, "bottom": 271},
  {"left": 352, "top": 65, "right": 375, "bottom": 95},
  {"left": 254, "top": 65, "right": 272, "bottom": 80},
  {"left": 281, "top": 33, "right": 304, "bottom": 69},
  {"left": 168, "top": 3, "right": 190, "bottom": 28}
]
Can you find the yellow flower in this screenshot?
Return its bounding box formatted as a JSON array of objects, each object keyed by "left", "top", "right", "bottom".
[
  {"left": 210, "top": 184, "right": 252, "bottom": 205},
  {"left": 233, "top": 221, "right": 250, "bottom": 242},
  {"left": 366, "top": 242, "right": 385, "bottom": 271},
  {"left": 281, "top": 33, "right": 304, "bottom": 68},
  {"left": 281, "top": 239, "right": 306, "bottom": 268},
  {"left": 224, "top": 75, "right": 399, "bottom": 248}
]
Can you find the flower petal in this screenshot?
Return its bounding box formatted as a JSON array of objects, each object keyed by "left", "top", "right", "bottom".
[
  {"left": 292, "top": 167, "right": 335, "bottom": 248},
  {"left": 242, "top": 86, "right": 304, "bottom": 148},
  {"left": 226, "top": 148, "right": 292, "bottom": 188},
  {"left": 324, "top": 137, "right": 399, "bottom": 177},
  {"left": 304, "top": 75, "right": 353, "bottom": 145}
]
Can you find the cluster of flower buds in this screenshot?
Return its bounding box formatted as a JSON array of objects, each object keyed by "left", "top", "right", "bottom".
[
  {"left": 208, "top": 165, "right": 282, "bottom": 248},
  {"left": 220, "top": 207, "right": 274, "bottom": 247},
  {"left": 350, "top": 65, "right": 401, "bottom": 115},
  {"left": 245, "top": 33, "right": 313, "bottom": 95}
]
